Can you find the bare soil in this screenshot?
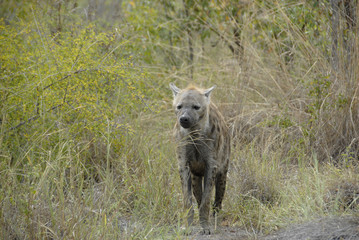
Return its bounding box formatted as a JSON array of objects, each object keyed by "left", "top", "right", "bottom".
[
  {"left": 185, "top": 216, "right": 359, "bottom": 240},
  {"left": 263, "top": 216, "right": 359, "bottom": 240},
  {"left": 183, "top": 226, "right": 252, "bottom": 240}
]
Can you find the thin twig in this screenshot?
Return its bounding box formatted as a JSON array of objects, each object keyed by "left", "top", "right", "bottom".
[
  {"left": 118, "top": 76, "right": 154, "bottom": 113},
  {"left": 7, "top": 104, "right": 63, "bottom": 132},
  {"left": 42, "top": 69, "right": 87, "bottom": 90}
]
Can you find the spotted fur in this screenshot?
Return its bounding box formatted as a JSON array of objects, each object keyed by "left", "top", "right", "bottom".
[{"left": 169, "top": 83, "right": 231, "bottom": 234}]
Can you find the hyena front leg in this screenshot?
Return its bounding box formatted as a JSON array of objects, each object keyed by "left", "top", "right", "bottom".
[
  {"left": 199, "top": 164, "right": 216, "bottom": 234},
  {"left": 179, "top": 166, "right": 194, "bottom": 226},
  {"left": 191, "top": 175, "right": 203, "bottom": 207}
]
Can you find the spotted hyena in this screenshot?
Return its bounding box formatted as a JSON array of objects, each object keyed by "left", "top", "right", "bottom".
[{"left": 169, "top": 83, "right": 231, "bottom": 234}]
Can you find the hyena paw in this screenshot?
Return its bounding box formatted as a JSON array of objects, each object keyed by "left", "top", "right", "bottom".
[{"left": 201, "top": 227, "right": 211, "bottom": 235}]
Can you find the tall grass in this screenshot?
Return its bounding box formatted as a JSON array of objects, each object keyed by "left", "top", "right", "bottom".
[{"left": 1, "top": 1, "right": 359, "bottom": 239}]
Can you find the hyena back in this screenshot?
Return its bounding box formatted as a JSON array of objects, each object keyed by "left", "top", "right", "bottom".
[{"left": 169, "top": 83, "right": 231, "bottom": 234}]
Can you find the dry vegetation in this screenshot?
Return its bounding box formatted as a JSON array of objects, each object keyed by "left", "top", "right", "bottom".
[{"left": 1, "top": 0, "right": 359, "bottom": 239}]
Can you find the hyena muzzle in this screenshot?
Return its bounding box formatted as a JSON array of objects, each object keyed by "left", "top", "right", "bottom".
[{"left": 169, "top": 83, "right": 231, "bottom": 234}]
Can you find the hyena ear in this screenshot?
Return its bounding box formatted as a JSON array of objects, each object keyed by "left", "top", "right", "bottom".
[
  {"left": 169, "top": 83, "right": 181, "bottom": 97},
  {"left": 204, "top": 85, "right": 216, "bottom": 98}
]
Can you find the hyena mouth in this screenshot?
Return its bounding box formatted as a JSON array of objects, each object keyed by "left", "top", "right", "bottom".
[{"left": 180, "top": 121, "right": 192, "bottom": 129}]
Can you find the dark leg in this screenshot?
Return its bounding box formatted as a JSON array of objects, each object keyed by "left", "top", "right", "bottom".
[
  {"left": 199, "top": 166, "right": 216, "bottom": 234},
  {"left": 192, "top": 175, "right": 203, "bottom": 207},
  {"left": 214, "top": 171, "right": 227, "bottom": 215},
  {"left": 180, "top": 167, "right": 193, "bottom": 226}
]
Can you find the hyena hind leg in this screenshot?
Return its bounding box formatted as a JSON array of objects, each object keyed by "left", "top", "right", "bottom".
[{"left": 213, "top": 172, "right": 227, "bottom": 215}]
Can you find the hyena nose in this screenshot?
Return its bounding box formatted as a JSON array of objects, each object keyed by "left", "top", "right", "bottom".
[
  {"left": 180, "top": 117, "right": 189, "bottom": 124},
  {"left": 179, "top": 116, "right": 191, "bottom": 128}
]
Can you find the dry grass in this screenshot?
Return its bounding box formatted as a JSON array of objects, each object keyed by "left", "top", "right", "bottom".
[{"left": 1, "top": 1, "right": 359, "bottom": 239}]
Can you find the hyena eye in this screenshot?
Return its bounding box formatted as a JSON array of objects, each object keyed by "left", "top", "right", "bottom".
[
  {"left": 177, "top": 105, "right": 182, "bottom": 110},
  {"left": 193, "top": 105, "right": 200, "bottom": 110}
]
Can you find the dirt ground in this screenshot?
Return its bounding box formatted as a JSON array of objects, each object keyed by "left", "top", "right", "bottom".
[
  {"left": 182, "top": 226, "right": 252, "bottom": 240},
  {"left": 185, "top": 216, "right": 359, "bottom": 240},
  {"left": 263, "top": 216, "right": 359, "bottom": 240}
]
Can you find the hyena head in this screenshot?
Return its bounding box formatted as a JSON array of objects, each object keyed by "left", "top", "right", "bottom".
[{"left": 170, "top": 83, "right": 216, "bottom": 129}]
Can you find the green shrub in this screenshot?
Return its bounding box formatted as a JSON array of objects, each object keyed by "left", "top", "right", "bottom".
[{"left": 0, "top": 11, "right": 151, "bottom": 165}]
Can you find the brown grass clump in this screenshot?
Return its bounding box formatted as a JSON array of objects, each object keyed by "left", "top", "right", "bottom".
[
  {"left": 229, "top": 109, "right": 306, "bottom": 162},
  {"left": 232, "top": 151, "right": 281, "bottom": 205},
  {"left": 326, "top": 178, "right": 359, "bottom": 211}
]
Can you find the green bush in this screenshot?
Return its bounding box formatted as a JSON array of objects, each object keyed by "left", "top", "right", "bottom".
[{"left": 1, "top": 11, "right": 151, "bottom": 162}]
